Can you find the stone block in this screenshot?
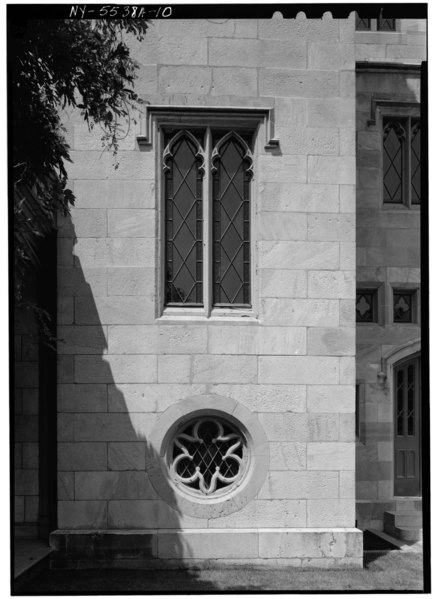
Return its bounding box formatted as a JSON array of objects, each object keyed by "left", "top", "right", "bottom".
[
  {"left": 310, "top": 41, "right": 355, "bottom": 70},
  {"left": 340, "top": 471, "right": 355, "bottom": 499},
  {"left": 258, "top": 13, "right": 339, "bottom": 41},
  {"left": 108, "top": 442, "right": 146, "bottom": 471},
  {"left": 340, "top": 299, "right": 355, "bottom": 327},
  {"left": 210, "top": 38, "right": 306, "bottom": 68},
  {"left": 22, "top": 389, "right": 39, "bottom": 415},
  {"left": 107, "top": 499, "right": 205, "bottom": 530},
  {"left": 158, "top": 67, "right": 211, "bottom": 94},
  {"left": 307, "top": 499, "right": 355, "bottom": 527},
  {"left": 58, "top": 356, "right": 74, "bottom": 383},
  {"left": 73, "top": 180, "right": 156, "bottom": 209},
  {"left": 15, "top": 497, "right": 24, "bottom": 522},
  {"left": 258, "top": 471, "right": 339, "bottom": 499},
  {"left": 259, "top": 413, "right": 339, "bottom": 442},
  {"left": 107, "top": 210, "right": 155, "bottom": 238},
  {"left": 259, "top": 182, "right": 339, "bottom": 213},
  {"left": 158, "top": 355, "right": 191, "bottom": 383},
  {"left": 208, "top": 326, "right": 306, "bottom": 356},
  {"left": 192, "top": 355, "right": 257, "bottom": 384},
  {"left": 15, "top": 470, "right": 38, "bottom": 495},
  {"left": 58, "top": 442, "right": 108, "bottom": 471},
  {"left": 307, "top": 327, "right": 355, "bottom": 356},
  {"left": 58, "top": 384, "right": 107, "bottom": 412},
  {"left": 58, "top": 296, "right": 74, "bottom": 325},
  {"left": 308, "top": 214, "right": 354, "bottom": 242},
  {"left": 258, "top": 213, "right": 307, "bottom": 241},
  {"left": 259, "top": 241, "right": 340, "bottom": 270},
  {"left": 307, "top": 98, "right": 355, "bottom": 128},
  {"left": 57, "top": 326, "right": 108, "bottom": 355},
  {"left": 132, "top": 64, "right": 158, "bottom": 94},
  {"left": 259, "top": 356, "right": 339, "bottom": 385},
  {"left": 14, "top": 362, "right": 38, "bottom": 388},
  {"left": 208, "top": 500, "right": 307, "bottom": 529},
  {"left": 210, "top": 384, "right": 306, "bottom": 413},
  {"left": 107, "top": 268, "right": 155, "bottom": 296},
  {"left": 269, "top": 442, "right": 307, "bottom": 470},
  {"left": 340, "top": 357, "right": 355, "bottom": 384},
  {"left": 260, "top": 69, "right": 339, "bottom": 98},
  {"left": 159, "top": 530, "right": 259, "bottom": 559},
  {"left": 340, "top": 413, "right": 356, "bottom": 442},
  {"left": 60, "top": 209, "right": 107, "bottom": 238},
  {"left": 308, "top": 271, "right": 354, "bottom": 299},
  {"left": 74, "top": 413, "right": 156, "bottom": 442},
  {"left": 259, "top": 155, "right": 307, "bottom": 184},
  {"left": 75, "top": 296, "right": 154, "bottom": 325},
  {"left": 308, "top": 156, "right": 355, "bottom": 185},
  {"left": 157, "top": 37, "right": 208, "bottom": 65},
  {"left": 386, "top": 44, "right": 427, "bottom": 60},
  {"left": 73, "top": 238, "right": 155, "bottom": 267},
  {"left": 58, "top": 473, "right": 75, "bottom": 500},
  {"left": 259, "top": 529, "right": 360, "bottom": 559},
  {"left": 340, "top": 71, "right": 355, "bottom": 98},
  {"left": 108, "top": 325, "right": 207, "bottom": 355},
  {"left": 74, "top": 355, "right": 157, "bottom": 384},
  {"left": 108, "top": 383, "right": 206, "bottom": 413},
  {"left": 307, "top": 385, "right": 354, "bottom": 413},
  {"left": 307, "top": 442, "right": 354, "bottom": 470},
  {"left": 274, "top": 98, "right": 307, "bottom": 128},
  {"left": 57, "top": 238, "right": 74, "bottom": 266},
  {"left": 58, "top": 501, "right": 107, "bottom": 529},
  {"left": 15, "top": 443, "right": 22, "bottom": 469},
  {"left": 211, "top": 68, "right": 257, "bottom": 97},
  {"left": 340, "top": 242, "right": 356, "bottom": 270},
  {"left": 58, "top": 414, "right": 74, "bottom": 441},
  {"left": 25, "top": 496, "right": 39, "bottom": 522},
  {"left": 67, "top": 150, "right": 154, "bottom": 181},
  {"left": 58, "top": 267, "right": 107, "bottom": 297},
  {"left": 75, "top": 472, "right": 156, "bottom": 500},
  {"left": 155, "top": 18, "right": 257, "bottom": 39},
  {"left": 22, "top": 443, "right": 38, "bottom": 469},
  {"left": 15, "top": 415, "right": 38, "bottom": 443},
  {"left": 260, "top": 269, "right": 307, "bottom": 298},
  {"left": 261, "top": 298, "right": 339, "bottom": 327}
]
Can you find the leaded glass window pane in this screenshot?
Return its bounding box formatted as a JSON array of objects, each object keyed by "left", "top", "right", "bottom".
[
  {"left": 356, "top": 290, "right": 377, "bottom": 323},
  {"left": 393, "top": 290, "right": 414, "bottom": 323},
  {"left": 212, "top": 132, "right": 252, "bottom": 307},
  {"left": 383, "top": 119, "right": 405, "bottom": 203},
  {"left": 378, "top": 18, "right": 396, "bottom": 31},
  {"left": 355, "top": 14, "right": 371, "bottom": 30},
  {"left": 411, "top": 120, "right": 421, "bottom": 205},
  {"left": 164, "top": 130, "right": 204, "bottom": 305}
]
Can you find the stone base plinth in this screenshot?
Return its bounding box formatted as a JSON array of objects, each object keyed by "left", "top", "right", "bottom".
[{"left": 49, "top": 528, "right": 363, "bottom": 569}]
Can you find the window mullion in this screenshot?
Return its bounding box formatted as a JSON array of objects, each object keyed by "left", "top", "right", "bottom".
[{"left": 203, "top": 127, "right": 212, "bottom": 316}]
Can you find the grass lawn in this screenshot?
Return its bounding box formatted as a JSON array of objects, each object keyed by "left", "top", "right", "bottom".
[{"left": 15, "top": 550, "right": 424, "bottom": 593}]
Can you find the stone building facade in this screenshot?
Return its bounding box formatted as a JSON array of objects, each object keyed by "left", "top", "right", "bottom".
[{"left": 13, "top": 11, "right": 426, "bottom": 570}]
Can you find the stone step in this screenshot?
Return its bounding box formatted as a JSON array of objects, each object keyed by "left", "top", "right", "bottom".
[
  {"left": 384, "top": 510, "right": 422, "bottom": 528},
  {"left": 384, "top": 512, "right": 422, "bottom": 542}
]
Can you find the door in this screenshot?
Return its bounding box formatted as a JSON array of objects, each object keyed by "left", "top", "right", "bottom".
[{"left": 394, "top": 354, "right": 421, "bottom": 496}]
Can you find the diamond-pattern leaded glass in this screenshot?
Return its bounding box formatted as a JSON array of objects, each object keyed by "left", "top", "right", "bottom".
[
  {"left": 356, "top": 290, "right": 377, "bottom": 323},
  {"left": 171, "top": 417, "right": 246, "bottom": 496},
  {"left": 378, "top": 18, "right": 396, "bottom": 31},
  {"left": 383, "top": 119, "right": 405, "bottom": 203},
  {"left": 393, "top": 290, "right": 414, "bottom": 323},
  {"left": 411, "top": 120, "right": 421, "bottom": 205},
  {"left": 164, "top": 130, "right": 204, "bottom": 305},
  {"left": 212, "top": 132, "right": 252, "bottom": 306},
  {"left": 355, "top": 14, "right": 371, "bottom": 30}
]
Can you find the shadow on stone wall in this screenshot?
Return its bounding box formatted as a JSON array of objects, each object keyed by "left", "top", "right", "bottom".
[{"left": 53, "top": 215, "right": 220, "bottom": 590}]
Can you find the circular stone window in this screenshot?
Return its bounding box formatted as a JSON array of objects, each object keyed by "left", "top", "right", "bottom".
[
  {"left": 170, "top": 416, "right": 248, "bottom": 498},
  {"left": 147, "top": 395, "right": 269, "bottom": 519}
]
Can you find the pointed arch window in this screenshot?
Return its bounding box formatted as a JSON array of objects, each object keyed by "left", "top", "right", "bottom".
[
  {"left": 383, "top": 116, "right": 421, "bottom": 206},
  {"left": 163, "top": 126, "right": 254, "bottom": 312}
]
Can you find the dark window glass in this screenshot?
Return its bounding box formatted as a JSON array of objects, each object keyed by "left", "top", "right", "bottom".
[
  {"left": 393, "top": 290, "right": 414, "bottom": 323},
  {"left": 355, "top": 385, "right": 360, "bottom": 438},
  {"left": 396, "top": 368, "right": 404, "bottom": 436},
  {"left": 411, "top": 120, "right": 421, "bottom": 205},
  {"left": 378, "top": 18, "right": 396, "bottom": 31},
  {"left": 164, "top": 131, "right": 204, "bottom": 305},
  {"left": 383, "top": 119, "right": 405, "bottom": 203},
  {"left": 213, "top": 132, "right": 252, "bottom": 306},
  {"left": 356, "top": 290, "right": 377, "bottom": 323},
  {"left": 355, "top": 15, "right": 371, "bottom": 30},
  {"left": 407, "top": 364, "right": 415, "bottom": 435}
]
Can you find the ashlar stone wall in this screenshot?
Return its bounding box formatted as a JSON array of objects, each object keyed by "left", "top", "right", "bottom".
[{"left": 54, "top": 13, "right": 361, "bottom": 567}]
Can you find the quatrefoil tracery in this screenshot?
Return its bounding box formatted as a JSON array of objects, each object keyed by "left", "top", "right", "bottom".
[{"left": 170, "top": 418, "right": 245, "bottom": 496}]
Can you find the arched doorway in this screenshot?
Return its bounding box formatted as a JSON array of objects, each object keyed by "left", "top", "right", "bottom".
[{"left": 393, "top": 353, "right": 421, "bottom": 497}]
